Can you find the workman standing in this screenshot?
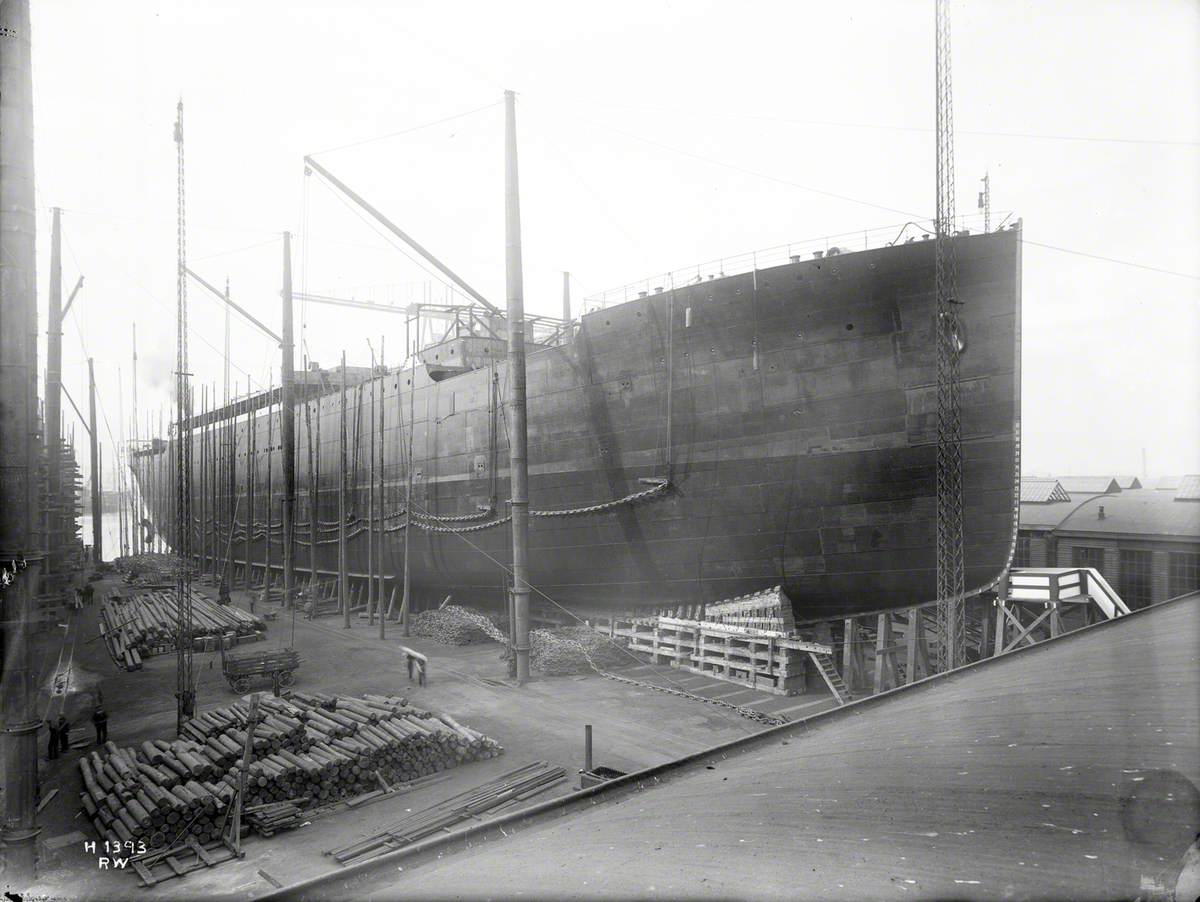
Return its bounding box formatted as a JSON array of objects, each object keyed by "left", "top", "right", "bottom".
[
  {"left": 81, "top": 582, "right": 94, "bottom": 606},
  {"left": 92, "top": 706, "right": 108, "bottom": 745},
  {"left": 45, "top": 720, "right": 60, "bottom": 760},
  {"left": 57, "top": 715, "right": 70, "bottom": 754},
  {"left": 218, "top": 579, "right": 231, "bottom": 606}
]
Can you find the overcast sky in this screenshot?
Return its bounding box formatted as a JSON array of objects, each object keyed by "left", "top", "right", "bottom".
[{"left": 29, "top": 0, "right": 1200, "bottom": 486}]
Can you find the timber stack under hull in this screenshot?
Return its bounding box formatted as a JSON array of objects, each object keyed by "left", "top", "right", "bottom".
[{"left": 131, "top": 226, "right": 1022, "bottom": 622}]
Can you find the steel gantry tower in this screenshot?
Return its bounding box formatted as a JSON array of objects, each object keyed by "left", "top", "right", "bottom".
[{"left": 934, "top": 0, "right": 966, "bottom": 672}]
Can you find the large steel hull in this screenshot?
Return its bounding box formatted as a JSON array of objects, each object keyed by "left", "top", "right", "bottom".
[{"left": 133, "top": 228, "right": 1021, "bottom": 621}]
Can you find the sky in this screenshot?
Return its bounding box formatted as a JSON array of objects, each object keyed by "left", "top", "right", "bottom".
[{"left": 28, "top": 0, "right": 1200, "bottom": 488}]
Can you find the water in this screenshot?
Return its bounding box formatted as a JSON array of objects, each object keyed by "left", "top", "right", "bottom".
[{"left": 79, "top": 512, "right": 131, "bottom": 562}]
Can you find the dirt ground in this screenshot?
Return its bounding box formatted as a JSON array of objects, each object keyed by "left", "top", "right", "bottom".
[{"left": 12, "top": 575, "right": 831, "bottom": 901}]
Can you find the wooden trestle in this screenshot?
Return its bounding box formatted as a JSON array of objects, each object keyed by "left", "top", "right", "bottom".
[{"left": 593, "top": 569, "right": 1130, "bottom": 704}]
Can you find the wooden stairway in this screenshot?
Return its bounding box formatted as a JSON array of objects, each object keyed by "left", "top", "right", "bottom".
[{"left": 808, "top": 652, "right": 852, "bottom": 705}]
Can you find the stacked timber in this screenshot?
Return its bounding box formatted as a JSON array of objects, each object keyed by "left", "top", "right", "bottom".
[
  {"left": 327, "top": 762, "right": 566, "bottom": 865},
  {"left": 78, "top": 693, "right": 503, "bottom": 849},
  {"left": 703, "top": 585, "right": 796, "bottom": 633},
  {"left": 411, "top": 606, "right": 502, "bottom": 645},
  {"left": 98, "top": 591, "right": 265, "bottom": 670},
  {"left": 245, "top": 799, "right": 306, "bottom": 836}
]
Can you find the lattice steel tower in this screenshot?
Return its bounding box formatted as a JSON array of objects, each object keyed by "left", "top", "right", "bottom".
[
  {"left": 174, "top": 100, "right": 196, "bottom": 731},
  {"left": 934, "top": 0, "right": 966, "bottom": 672}
]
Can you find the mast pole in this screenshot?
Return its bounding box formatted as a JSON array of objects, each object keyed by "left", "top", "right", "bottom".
[
  {"left": 88, "top": 358, "right": 102, "bottom": 562},
  {"left": 46, "top": 208, "right": 64, "bottom": 568},
  {"left": 400, "top": 340, "right": 414, "bottom": 634},
  {"left": 200, "top": 385, "right": 207, "bottom": 573},
  {"left": 367, "top": 344, "right": 376, "bottom": 626},
  {"left": 265, "top": 377, "right": 274, "bottom": 597},
  {"left": 308, "top": 380, "right": 318, "bottom": 606},
  {"left": 132, "top": 324, "right": 140, "bottom": 555},
  {"left": 339, "top": 352, "right": 349, "bottom": 629},
  {"left": 504, "top": 89, "right": 531, "bottom": 685},
  {"left": 210, "top": 382, "right": 218, "bottom": 574},
  {"left": 281, "top": 233, "right": 296, "bottom": 612},
  {"left": 245, "top": 380, "right": 255, "bottom": 589},
  {"left": 378, "top": 337, "right": 386, "bottom": 640},
  {"left": 223, "top": 279, "right": 231, "bottom": 406},
  {"left": 118, "top": 365, "right": 127, "bottom": 558}
]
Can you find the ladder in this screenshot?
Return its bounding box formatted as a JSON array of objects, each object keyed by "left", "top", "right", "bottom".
[{"left": 808, "top": 652, "right": 852, "bottom": 705}]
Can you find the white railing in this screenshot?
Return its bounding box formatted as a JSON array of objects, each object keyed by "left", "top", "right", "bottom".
[
  {"left": 582, "top": 212, "right": 1014, "bottom": 312},
  {"left": 1007, "top": 567, "right": 1130, "bottom": 620}
]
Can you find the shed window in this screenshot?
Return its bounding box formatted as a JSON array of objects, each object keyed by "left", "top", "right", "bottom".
[
  {"left": 1118, "top": 549, "right": 1153, "bottom": 610},
  {"left": 1014, "top": 535, "right": 1031, "bottom": 568},
  {"left": 1072, "top": 546, "right": 1106, "bottom": 576},
  {"left": 1168, "top": 551, "right": 1200, "bottom": 598}
]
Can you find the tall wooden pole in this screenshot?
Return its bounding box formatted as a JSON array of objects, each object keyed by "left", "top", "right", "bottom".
[
  {"left": 0, "top": 1, "right": 40, "bottom": 868},
  {"left": 504, "top": 89, "right": 531, "bottom": 684},
  {"left": 339, "top": 352, "right": 349, "bottom": 628},
  {"left": 245, "top": 381, "right": 255, "bottom": 588},
  {"left": 210, "top": 382, "right": 218, "bottom": 574},
  {"left": 265, "top": 379, "right": 274, "bottom": 593},
  {"left": 281, "top": 233, "right": 296, "bottom": 610},
  {"left": 562, "top": 271, "right": 571, "bottom": 324},
  {"left": 132, "top": 324, "right": 140, "bottom": 555},
  {"left": 45, "top": 208, "right": 63, "bottom": 567},
  {"left": 367, "top": 346, "right": 376, "bottom": 626},
  {"left": 199, "top": 385, "right": 208, "bottom": 573},
  {"left": 308, "top": 392, "right": 317, "bottom": 600},
  {"left": 378, "top": 338, "right": 386, "bottom": 640},
  {"left": 223, "top": 281, "right": 231, "bottom": 583},
  {"left": 230, "top": 692, "right": 260, "bottom": 855},
  {"left": 157, "top": 408, "right": 163, "bottom": 552},
  {"left": 118, "top": 365, "right": 127, "bottom": 558},
  {"left": 89, "top": 358, "right": 103, "bottom": 562},
  {"left": 400, "top": 348, "right": 414, "bottom": 634}
]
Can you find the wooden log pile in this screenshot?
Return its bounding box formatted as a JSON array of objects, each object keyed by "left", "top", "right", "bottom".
[
  {"left": 115, "top": 552, "right": 192, "bottom": 587},
  {"left": 327, "top": 761, "right": 566, "bottom": 865},
  {"left": 410, "top": 606, "right": 501, "bottom": 645},
  {"left": 98, "top": 590, "right": 265, "bottom": 671},
  {"left": 78, "top": 693, "right": 503, "bottom": 848}
]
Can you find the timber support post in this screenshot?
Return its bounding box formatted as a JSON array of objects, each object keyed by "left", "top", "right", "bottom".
[
  {"left": 339, "top": 352, "right": 349, "bottom": 629},
  {"left": 504, "top": 89, "right": 531, "bottom": 685},
  {"left": 281, "top": 233, "right": 296, "bottom": 611},
  {"left": 88, "top": 358, "right": 102, "bottom": 562}
]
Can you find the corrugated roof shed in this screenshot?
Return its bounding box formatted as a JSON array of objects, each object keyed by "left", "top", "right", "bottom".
[
  {"left": 1021, "top": 477, "right": 1071, "bottom": 503},
  {"left": 1056, "top": 490, "right": 1200, "bottom": 539},
  {"left": 1114, "top": 475, "right": 1142, "bottom": 489},
  {"left": 1176, "top": 474, "right": 1200, "bottom": 501},
  {"left": 1057, "top": 476, "right": 1122, "bottom": 495}
]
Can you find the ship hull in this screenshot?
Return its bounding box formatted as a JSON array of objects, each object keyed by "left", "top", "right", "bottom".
[{"left": 133, "top": 228, "right": 1021, "bottom": 621}]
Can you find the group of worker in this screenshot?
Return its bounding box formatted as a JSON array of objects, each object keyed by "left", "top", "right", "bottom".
[
  {"left": 72, "top": 582, "right": 94, "bottom": 609},
  {"left": 45, "top": 706, "right": 107, "bottom": 760}
]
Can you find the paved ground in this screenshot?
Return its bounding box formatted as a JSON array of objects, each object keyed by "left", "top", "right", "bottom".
[
  {"left": 14, "top": 576, "right": 833, "bottom": 900},
  {"left": 279, "top": 595, "right": 1200, "bottom": 901}
]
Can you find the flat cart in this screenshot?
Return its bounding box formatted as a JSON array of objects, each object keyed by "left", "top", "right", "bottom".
[{"left": 221, "top": 646, "right": 300, "bottom": 693}]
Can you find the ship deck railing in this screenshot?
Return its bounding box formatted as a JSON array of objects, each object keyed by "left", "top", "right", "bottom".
[{"left": 582, "top": 211, "right": 1012, "bottom": 312}]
